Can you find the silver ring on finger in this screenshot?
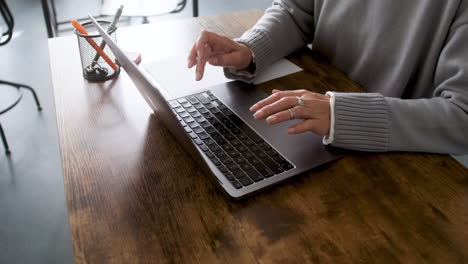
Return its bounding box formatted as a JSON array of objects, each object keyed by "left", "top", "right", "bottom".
[
  {"left": 288, "top": 108, "right": 296, "bottom": 120},
  {"left": 297, "top": 96, "right": 305, "bottom": 107}
]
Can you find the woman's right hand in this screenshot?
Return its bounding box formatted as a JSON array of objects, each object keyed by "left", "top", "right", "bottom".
[{"left": 187, "top": 30, "right": 252, "bottom": 81}]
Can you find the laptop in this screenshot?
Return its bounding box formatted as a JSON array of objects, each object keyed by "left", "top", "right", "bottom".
[{"left": 89, "top": 15, "right": 339, "bottom": 199}]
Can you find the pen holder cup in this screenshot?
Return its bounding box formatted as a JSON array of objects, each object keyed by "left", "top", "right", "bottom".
[{"left": 75, "top": 20, "right": 120, "bottom": 82}]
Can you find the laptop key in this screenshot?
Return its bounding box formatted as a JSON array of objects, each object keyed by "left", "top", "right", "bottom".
[
  {"left": 222, "top": 144, "right": 233, "bottom": 151},
  {"left": 177, "top": 98, "right": 188, "bottom": 104},
  {"left": 258, "top": 142, "right": 272, "bottom": 150},
  {"left": 237, "top": 133, "right": 248, "bottom": 140},
  {"left": 205, "top": 126, "right": 216, "bottom": 134},
  {"left": 194, "top": 138, "right": 203, "bottom": 145},
  {"left": 199, "top": 121, "right": 210, "bottom": 128},
  {"left": 188, "top": 122, "right": 199, "bottom": 129},
  {"left": 233, "top": 170, "right": 245, "bottom": 179},
  {"left": 206, "top": 103, "right": 215, "bottom": 109},
  {"left": 246, "top": 170, "right": 263, "bottom": 182},
  {"left": 200, "top": 145, "right": 209, "bottom": 152},
  {"left": 206, "top": 151, "right": 215, "bottom": 159},
  {"left": 239, "top": 177, "right": 253, "bottom": 186},
  {"left": 179, "top": 111, "right": 190, "bottom": 118},
  {"left": 186, "top": 106, "right": 197, "bottom": 113},
  {"left": 224, "top": 133, "right": 235, "bottom": 141},
  {"left": 249, "top": 158, "right": 261, "bottom": 165},
  {"left": 190, "top": 112, "right": 201, "bottom": 118},
  {"left": 181, "top": 102, "right": 191, "bottom": 108},
  {"left": 266, "top": 149, "right": 279, "bottom": 157},
  {"left": 231, "top": 128, "right": 241, "bottom": 135},
  {"left": 214, "top": 149, "right": 226, "bottom": 157},
  {"left": 193, "top": 103, "right": 204, "bottom": 109},
  {"left": 243, "top": 152, "right": 254, "bottom": 159},
  {"left": 233, "top": 156, "right": 246, "bottom": 164},
  {"left": 231, "top": 180, "right": 242, "bottom": 189},
  {"left": 256, "top": 152, "right": 267, "bottom": 159},
  {"left": 195, "top": 94, "right": 211, "bottom": 105},
  {"left": 242, "top": 139, "right": 254, "bottom": 146},
  {"left": 199, "top": 132, "right": 210, "bottom": 139},
  {"left": 186, "top": 96, "right": 198, "bottom": 104},
  {"left": 170, "top": 100, "right": 181, "bottom": 108},
  {"left": 188, "top": 132, "right": 197, "bottom": 139},
  {"left": 217, "top": 165, "right": 228, "bottom": 173},
  {"left": 227, "top": 164, "right": 240, "bottom": 172},
  {"left": 237, "top": 145, "right": 248, "bottom": 153},
  {"left": 183, "top": 116, "right": 195, "bottom": 123},
  {"left": 255, "top": 164, "right": 274, "bottom": 178},
  {"left": 262, "top": 158, "right": 284, "bottom": 174},
  {"left": 208, "top": 144, "right": 220, "bottom": 152},
  {"left": 220, "top": 157, "right": 233, "bottom": 165},
  {"left": 248, "top": 145, "right": 261, "bottom": 152},
  {"left": 199, "top": 108, "right": 208, "bottom": 114},
  {"left": 195, "top": 116, "right": 205, "bottom": 123},
  {"left": 212, "top": 158, "right": 221, "bottom": 166},
  {"left": 231, "top": 139, "right": 242, "bottom": 146},
  {"left": 193, "top": 127, "right": 204, "bottom": 134},
  {"left": 203, "top": 138, "right": 215, "bottom": 145},
  {"left": 174, "top": 106, "right": 185, "bottom": 113},
  {"left": 227, "top": 150, "right": 239, "bottom": 157},
  {"left": 184, "top": 126, "right": 192, "bottom": 133},
  {"left": 240, "top": 163, "right": 253, "bottom": 171},
  {"left": 225, "top": 172, "right": 235, "bottom": 181}
]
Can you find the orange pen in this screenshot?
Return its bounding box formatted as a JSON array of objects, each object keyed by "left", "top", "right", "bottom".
[{"left": 71, "top": 20, "right": 118, "bottom": 71}]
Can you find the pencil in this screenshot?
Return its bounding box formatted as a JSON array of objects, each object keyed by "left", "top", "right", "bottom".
[{"left": 71, "top": 20, "right": 118, "bottom": 71}]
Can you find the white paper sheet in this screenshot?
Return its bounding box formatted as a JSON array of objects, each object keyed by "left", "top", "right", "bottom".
[{"left": 143, "top": 56, "right": 302, "bottom": 98}]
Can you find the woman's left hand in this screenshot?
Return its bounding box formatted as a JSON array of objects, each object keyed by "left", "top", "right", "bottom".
[{"left": 250, "top": 89, "right": 331, "bottom": 136}]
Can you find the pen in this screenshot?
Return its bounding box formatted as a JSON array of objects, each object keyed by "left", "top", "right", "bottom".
[
  {"left": 91, "top": 5, "right": 124, "bottom": 67},
  {"left": 71, "top": 20, "right": 118, "bottom": 71}
]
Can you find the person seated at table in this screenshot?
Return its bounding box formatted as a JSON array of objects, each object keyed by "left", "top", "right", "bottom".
[{"left": 187, "top": 0, "right": 468, "bottom": 154}]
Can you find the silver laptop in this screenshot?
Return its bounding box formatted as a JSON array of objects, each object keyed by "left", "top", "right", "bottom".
[{"left": 89, "top": 15, "right": 339, "bottom": 199}]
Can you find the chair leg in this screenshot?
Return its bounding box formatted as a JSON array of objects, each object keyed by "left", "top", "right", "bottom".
[
  {"left": 0, "top": 122, "right": 11, "bottom": 155},
  {"left": 19, "top": 84, "right": 42, "bottom": 111},
  {"left": 0, "top": 80, "right": 42, "bottom": 111}
]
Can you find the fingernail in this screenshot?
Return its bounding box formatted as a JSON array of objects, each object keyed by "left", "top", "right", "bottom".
[
  {"left": 288, "top": 128, "right": 296, "bottom": 134},
  {"left": 267, "top": 116, "right": 276, "bottom": 124},
  {"left": 253, "top": 110, "right": 263, "bottom": 120},
  {"left": 196, "top": 73, "right": 201, "bottom": 81},
  {"left": 249, "top": 104, "right": 257, "bottom": 112}
]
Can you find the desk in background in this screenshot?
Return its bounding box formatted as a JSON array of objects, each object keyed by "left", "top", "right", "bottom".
[{"left": 48, "top": 10, "right": 468, "bottom": 263}]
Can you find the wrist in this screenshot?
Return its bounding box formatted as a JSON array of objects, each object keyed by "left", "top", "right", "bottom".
[{"left": 238, "top": 43, "right": 255, "bottom": 71}]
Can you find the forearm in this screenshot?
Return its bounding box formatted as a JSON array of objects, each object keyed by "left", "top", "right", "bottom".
[
  {"left": 225, "top": 0, "right": 314, "bottom": 81},
  {"left": 330, "top": 93, "right": 468, "bottom": 154}
]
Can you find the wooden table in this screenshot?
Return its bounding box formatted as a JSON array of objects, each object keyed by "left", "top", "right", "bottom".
[{"left": 49, "top": 10, "right": 468, "bottom": 264}]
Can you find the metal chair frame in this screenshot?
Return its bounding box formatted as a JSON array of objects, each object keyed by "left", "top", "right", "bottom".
[
  {"left": 0, "top": 0, "right": 42, "bottom": 154},
  {"left": 41, "top": 0, "right": 197, "bottom": 38}
]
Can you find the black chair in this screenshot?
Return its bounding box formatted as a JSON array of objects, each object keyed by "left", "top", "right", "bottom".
[{"left": 0, "top": 0, "right": 42, "bottom": 154}]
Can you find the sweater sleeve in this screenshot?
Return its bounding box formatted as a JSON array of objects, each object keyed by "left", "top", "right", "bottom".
[
  {"left": 224, "top": 0, "right": 314, "bottom": 82},
  {"left": 330, "top": 5, "right": 468, "bottom": 155}
]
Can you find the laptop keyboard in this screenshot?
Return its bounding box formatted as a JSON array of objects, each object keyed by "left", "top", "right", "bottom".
[{"left": 169, "top": 91, "right": 294, "bottom": 190}]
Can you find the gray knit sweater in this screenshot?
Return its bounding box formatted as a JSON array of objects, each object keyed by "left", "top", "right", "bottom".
[{"left": 225, "top": 0, "right": 468, "bottom": 154}]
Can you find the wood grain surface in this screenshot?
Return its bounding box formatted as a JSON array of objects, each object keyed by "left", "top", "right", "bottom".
[{"left": 49, "top": 10, "right": 468, "bottom": 264}]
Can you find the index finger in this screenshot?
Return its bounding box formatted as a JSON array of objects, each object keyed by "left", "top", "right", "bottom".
[{"left": 195, "top": 42, "right": 211, "bottom": 81}]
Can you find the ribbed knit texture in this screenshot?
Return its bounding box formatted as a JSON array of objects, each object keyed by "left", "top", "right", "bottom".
[
  {"left": 332, "top": 93, "right": 389, "bottom": 152},
  {"left": 224, "top": 0, "right": 468, "bottom": 154},
  {"left": 224, "top": 29, "right": 273, "bottom": 82}
]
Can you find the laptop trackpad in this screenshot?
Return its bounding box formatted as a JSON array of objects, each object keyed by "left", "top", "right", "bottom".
[{"left": 233, "top": 104, "right": 328, "bottom": 168}]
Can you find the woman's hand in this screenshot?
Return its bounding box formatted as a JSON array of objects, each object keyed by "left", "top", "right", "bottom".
[
  {"left": 187, "top": 30, "right": 252, "bottom": 81},
  {"left": 250, "top": 89, "right": 331, "bottom": 136}
]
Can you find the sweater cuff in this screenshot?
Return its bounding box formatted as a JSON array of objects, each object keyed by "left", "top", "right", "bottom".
[
  {"left": 223, "top": 28, "right": 273, "bottom": 82},
  {"left": 331, "top": 93, "right": 390, "bottom": 152}
]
